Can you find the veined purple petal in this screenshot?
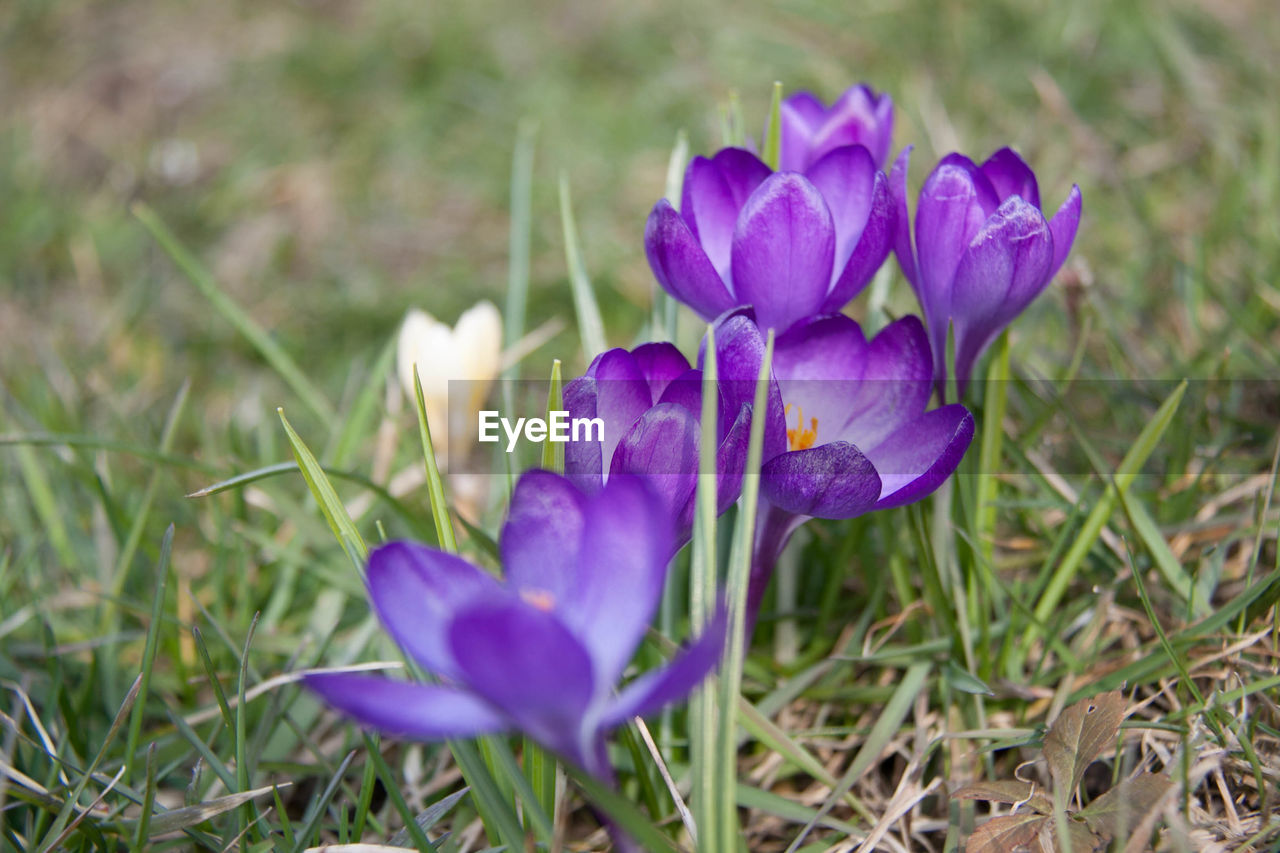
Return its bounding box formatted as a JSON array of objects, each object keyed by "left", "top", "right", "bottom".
[
  {"left": 804, "top": 145, "right": 877, "bottom": 282},
  {"left": 645, "top": 200, "right": 736, "bottom": 321},
  {"left": 867, "top": 405, "right": 974, "bottom": 509},
  {"left": 305, "top": 675, "right": 507, "bottom": 740},
  {"left": 1047, "top": 184, "right": 1082, "bottom": 281},
  {"left": 501, "top": 471, "right": 587, "bottom": 602},
  {"left": 811, "top": 86, "right": 893, "bottom": 170},
  {"left": 563, "top": 375, "right": 604, "bottom": 494},
  {"left": 914, "top": 154, "right": 1000, "bottom": 329},
  {"left": 824, "top": 169, "right": 894, "bottom": 313},
  {"left": 840, "top": 315, "right": 934, "bottom": 448},
  {"left": 601, "top": 606, "right": 728, "bottom": 727},
  {"left": 565, "top": 477, "right": 674, "bottom": 685},
  {"left": 449, "top": 601, "right": 596, "bottom": 751},
  {"left": 890, "top": 146, "right": 919, "bottom": 289},
  {"left": 949, "top": 197, "right": 1053, "bottom": 387},
  {"left": 704, "top": 309, "right": 789, "bottom": 462},
  {"left": 609, "top": 403, "right": 699, "bottom": 524},
  {"left": 761, "top": 442, "right": 882, "bottom": 519},
  {"left": 773, "top": 315, "right": 870, "bottom": 449},
  {"left": 731, "top": 173, "right": 836, "bottom": 333},
  {"left": 981, "top": 147, "right": 1041, "bottom": 209},
  {"left": 681, "top": 148, "right": 772, "bottom": 279},
  {"left": 367, "top": 542, "right": 502, "bottom": 680},
  {"left": 655, "top": 368, "right": 707, "bottom": 420},
  {"left": 591, "top": 349, "right": 654, "bottom": 477},
  {"left": 631, "top": 342, "right": 692, "bottom": 402}
]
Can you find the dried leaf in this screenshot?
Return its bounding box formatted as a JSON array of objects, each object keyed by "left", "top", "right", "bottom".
[
  {"left": 129, "top": 784, "right": 284, "bottom": 836},
  {"left": 952, "top": 779, "right": 1050, "bottom": 814},
  {"left": 1050, "top": 817, "right": 1105, "bottom": 853},
  {"left": 966, "top": 812, "right": 1046, "bottom": 852},
  {"left": 1077, "top": 773, "right": 1174, "bottom": 839},
  {"left": 1042, "top": 691, "right": 1126, "bottom": 795}
]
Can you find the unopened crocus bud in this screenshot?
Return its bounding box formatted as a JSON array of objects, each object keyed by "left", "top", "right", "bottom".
[{"left": 396, "top": 300, "right": 502, "bottom": 462}]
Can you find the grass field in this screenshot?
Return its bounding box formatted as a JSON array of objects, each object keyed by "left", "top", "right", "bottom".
[{"left": 3, "top": 0, "right": 1280, "bottom": 849}]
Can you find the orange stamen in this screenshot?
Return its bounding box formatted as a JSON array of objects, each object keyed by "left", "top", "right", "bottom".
[
  {"left": 784, "top": 404, "right": 819, "bottom": 451},
  {"left": 520, "top": 588, "right": 556, "bottom": 611}
]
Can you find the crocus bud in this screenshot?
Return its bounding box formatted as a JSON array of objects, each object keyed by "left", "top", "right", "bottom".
[
  {"left": 396, "top": 300, "right": 502, "bottom": 462},
  {"left": 891, "top": 147, "right": 1082, "bottom": 396},
  {"left": 768, "top": 83, "right": 895, "bottom": 172}
]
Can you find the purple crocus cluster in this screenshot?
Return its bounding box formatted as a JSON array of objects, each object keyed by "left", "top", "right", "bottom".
[{"left": 308, "top": 80, "right": 1080, "bottom": 847}]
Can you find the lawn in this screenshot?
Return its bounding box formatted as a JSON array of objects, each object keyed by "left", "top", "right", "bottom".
[{"left": 3, "top": 0, "right": 1279, "bottom": 850}]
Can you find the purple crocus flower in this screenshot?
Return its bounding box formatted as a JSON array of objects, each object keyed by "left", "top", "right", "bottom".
[
  {"left": 563, "top": 342, "right": 752, "bottom": 543},
  {"left": 891, "top": 146, "right": 1082, "bottom": 396},
  {"left": 710, "top": 309, "right": 974, "bottom": 616},
  {"left": 770, "top": 83, "right": 895, "bottom": 172},
  {"left": 645, "top": 144, "right": 893, "bottom": 334},
  {"left": 306, "top": 471, "right": 725, "bottom": 787}
]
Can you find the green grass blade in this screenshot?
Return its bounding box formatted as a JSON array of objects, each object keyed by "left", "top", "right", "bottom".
[
  {"left": 689, "top": 323, "right": 721, "bottom": 851},
  {"left": 278, "top": 409, "right": 367, "bottom": 571},
  {"left": 558, "top": 172, "right": 608, "bottom": 359},
  {"left": 1025, "top": 380, "right": 1187, "bottom": 651},
  {"left": 975, "top": 330, "right": 1010, "bottom": 570},
  {"left": 562, "top": 762, "right": 682, "bottom": 853},
  {"left": 411, "top": 365, "right": 458, "bottom": 554},
  {"left": 35, "top": 674, "right": 142, "bottom": 852},
  {"left": 762, "top": 81, "right": 783, "bottom": 170},
  {"left": 783, "top": 662, "right": 931, "bottom": 853},
  {"left": 125, "top": 524, "right": 173, "bottom": 780},
  {"left": 132, "top": 203, "right": 334, "bottom": 422},
  {"left": 717, "top": 328, "right": 774, "bottom": 850},
  {"left": 541, "top": 359, "right": 563, "bottom": 472},
  {"left": 290, "top": 750, "right": 355, "bottom": 853}
]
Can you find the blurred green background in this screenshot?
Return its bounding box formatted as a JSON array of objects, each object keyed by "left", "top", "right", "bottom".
[{"left": 3, "top": 0, "right": 1280, "bottom": 845}]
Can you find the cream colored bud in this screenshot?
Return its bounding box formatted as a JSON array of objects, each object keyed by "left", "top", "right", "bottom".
[{"left": 396, "top": 301, "right": 502, "bottom": 463}]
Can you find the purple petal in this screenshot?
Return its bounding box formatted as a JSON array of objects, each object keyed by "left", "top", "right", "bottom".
[
  {"left": 840, "top": 315, "right": 934, "bottom": 448},
  {"left": 981, "top": 147, "right": 1041, "bottom": 209},
  {"left": 867, "top": 405, "right": 974, "bottom": 509},
  {"left": 1047, "top": 184, "right": 1082, "bottom": 281},
  {"left": 631, "top": 342, "right": 692, "bottom": 402},
  {"left": 681, "top": 148, "right": 772, "bottom": 279},
  {"left": 306, "top": 674, "right": 507, "bottom": 740},
  {"left": 366, "top": 542, "right": 502, "bottom": 679},
  {"left": 501, "top": 471, "right": 587, "bottom": 601},
  {"left": 609, "top": 403, "right": 699, "bottom": 521},
  {"left": 563, "top": 477, "right": 674, "bottom": 685},
  {"left": 889, "top": 146, "right": 919, "bottom": 289},
  {"left": 731, "top": 173, "right": 836, "bottom": 333},
  {"left": 776, "top": 92, "right": 826, "bottom": 173},
  {"left": 823, "top": 169, "right": 894, "bottom": 312},
  {"left": 761, "top": 442, "right": 882, "bottom": 519},
  {"left": 645, "top": 200, "right": 736, "bottom": 321},
  {"left": 449, "top": 601, "right": 596, "bottom": 751},
  {"left": 704, "top": 310, "right": 789, "bottom": 462},
  {"left": 656, "top": 368, "right": 707, "bottom": 419},
  {"left": 563, "top": 375, "right": 604, "bottom": 494},
  {"left": 601, "top": 606, "right": 728, "bottom": 727},
  {"left": 949, "top": 197, "right": 1054, "bottom": 385},
  {"left": 913, "top": 154, "right": 1000, "bottom": 330},
  {"left": 773, "top": 314, "right": 870, "bottom": 449},
  {"left": 803, "top": 145, "right": 877, "bottom": 284},
  {"left": 810, "top": 85, "right": 893, "bottom": 169},
  {"left": 590, "top": 349, "right": 655, "bottom": 475}
]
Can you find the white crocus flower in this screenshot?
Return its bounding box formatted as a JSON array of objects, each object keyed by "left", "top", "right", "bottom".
[{"left": 396, "top": 301, "right": 502, "bottom": 464}]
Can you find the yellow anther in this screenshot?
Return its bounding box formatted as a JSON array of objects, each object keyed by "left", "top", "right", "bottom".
[{"left": 784, "top": 404, "right": 819, "bottom": 451}]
